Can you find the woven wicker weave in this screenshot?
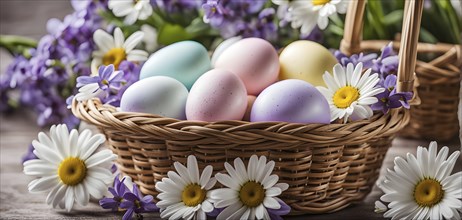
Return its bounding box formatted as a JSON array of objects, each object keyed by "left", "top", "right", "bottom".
[
  {"left": 72, "top": 0, "right": 422, "bottom": 214},
  {"left": 341, "top": 2, "right": 461, "bottom": 142}
]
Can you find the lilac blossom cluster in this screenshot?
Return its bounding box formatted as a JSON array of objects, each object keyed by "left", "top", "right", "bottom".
[
  {"left": 153, "top": 0, "right": 200, "bottom": 13},
  {"left": 201, "top": 0, "right": 279, "bottom": 41},
  {"left": 100, "top": 175, "right": 158, "bottom": 220},
  {"left": 1, "top": 0, "right": 106, "bottom": 128},
  {"left": 201, "top": 0, "right": 323, "bottom": 45},
  {"left": 334, "top": 43, "right": 413, "bottom": 113},
  {"left": 68, "top": 64, "right": 139, "bottom": 107}
]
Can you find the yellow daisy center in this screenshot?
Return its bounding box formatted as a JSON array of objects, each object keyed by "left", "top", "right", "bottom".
[
  {"left": 414, "top": 178, "right": 444, "bottom": 207},
  {"left": 58, "top": 157, "right": 87, "bottom": 186},
  {"left": 102, "top": 48, "right": 126, "bottom": 69},
  {"left": 182, "top": 184, "right": 206, "bottom": 207},
  {"left": 239, "top": 181, "right": 265, "bottom": 208},
  {"left": 312, "top": 0, "right": 331, "bottom": 6},
  {"left": 333, "top": 86, "right": 360, "bottom": 108}
]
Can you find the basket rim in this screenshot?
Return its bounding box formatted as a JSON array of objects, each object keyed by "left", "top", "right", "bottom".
[{"left": 72, "top": 98, "right": 410, "bottom": 148}]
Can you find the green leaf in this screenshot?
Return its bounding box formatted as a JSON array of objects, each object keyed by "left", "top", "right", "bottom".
[
  {"left": 185, "top": 17, "right": 212, "bottom": 37},
  {"left": 383, "top": 10, "right": 403, "bottom": 26},
  {"left": 157, "top": 23, "right": 193, "bottom": 45},
  {"left": 146, "top": 11, "right": 165, "bottom": 28},
  {"left": 419, "top": 28, "right": 438, "bottom": 44}
]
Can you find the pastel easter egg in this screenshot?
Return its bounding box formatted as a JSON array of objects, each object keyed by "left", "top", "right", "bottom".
[
  {"left": 186, "top": 69, "right": 247, "bottom": 122},
  {"left": 211, "top": 36, "right": 242, "bottom": 67},
  {"left": 120, "top": 76, "right": 188, "bottom": 119},
  {"left": 250, "top": 79, "right": 330, "bottom": 124},
  {"left": 279, "top": 40, "right": 338, "bottom": 87},
  {"left": 140, "top": 41, "right": 211, "bottom": 89},
  {"left": 214, "top": 38, "right": 279, "bottom": 95},
  {"left": 242, "top": 95, "right": 257, "bottom": 121}
]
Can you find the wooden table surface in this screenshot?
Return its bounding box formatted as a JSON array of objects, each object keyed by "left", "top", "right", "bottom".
[{"left": 0, "top": 1, "right": 461, "bottom": 219}]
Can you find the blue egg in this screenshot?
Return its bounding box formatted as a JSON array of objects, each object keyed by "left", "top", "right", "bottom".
[{"left": 140, "top": 41, "right": 211, "bottom": 90}]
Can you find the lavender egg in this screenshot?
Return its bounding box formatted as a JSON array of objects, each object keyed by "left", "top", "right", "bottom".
[{"left": 250, "top": 79, "right": 330, "bottom": 124}]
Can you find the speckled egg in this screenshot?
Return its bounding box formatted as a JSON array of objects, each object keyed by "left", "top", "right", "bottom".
[
  {"left": 139, "top": 41, "right": 211, "bottom": 89},
  {"left": 279, "top": 40, "right": 338, "bottom": 87},
  {"left": 214, "top": 38, "right": 279, "bottom": 95},
  {"left": 186, "top": 69, "right": 247, "bottom": 122},
  {"left": 250, "top": 79, "right": 330, "bottom": 124},
  {"left": 120, "top": 76, "right": 188, "bottom": 119}
]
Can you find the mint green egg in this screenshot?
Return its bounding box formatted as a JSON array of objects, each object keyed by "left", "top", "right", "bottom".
[{"left": 140, "top": 41, "right": 211, "bottom": 90}]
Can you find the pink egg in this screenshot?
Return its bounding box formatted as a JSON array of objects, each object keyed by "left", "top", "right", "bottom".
[
  {"left": 186, "top": 69, "right": 247, "bottom": 122},
  {"left": 242, "top": 95, "right": 257, "bottom": 121},
  {"left": 214, "top": 38, "right": 279, "bottom": 96}
]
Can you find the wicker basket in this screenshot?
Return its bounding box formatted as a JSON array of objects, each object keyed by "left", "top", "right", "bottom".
[
  {"left": 72, "top": 0, "right": 422, "bottom": 214},
  {"left": 341, "top": 2, "right": 462, "bottom": 142}
]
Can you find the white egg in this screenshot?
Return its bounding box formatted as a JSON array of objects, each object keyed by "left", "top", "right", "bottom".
[{"left": 120, "top": 76, "right": 189, "bottom": 119}]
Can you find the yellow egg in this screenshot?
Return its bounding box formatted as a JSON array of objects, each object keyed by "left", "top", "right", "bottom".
[{"left": 279, "top": 40, "right": 338, "bottom": 87}]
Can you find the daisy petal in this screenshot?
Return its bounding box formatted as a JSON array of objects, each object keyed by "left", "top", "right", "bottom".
[
  {"left": 200, "top": 165, "right": 213, "bottom": 188},
  {"left": 262, "top": 175, "right": 279, "bottom": 189},
  {"left": 124, "top": 31, "right": 144, "bottom": 52},
  {"left": 28, "top": 175, "right": 59, "bottom": 193},
  {"left": 85, "top": 150, "right": 117, "bottom": 168},
  {"left": 201, "top": 200, "right": 214, "bottom": 213},
  {"left": 64, "top": 187, "right": 74, "bottom": 212},
  {"left": 263, "top": 197, "right": 281, "bottom": 209},
  {"left": 93, "top": 29, "right": 114, "bottom": 52},
  {"left": 187, "top": 155, "right": 200, "bottom": 184},
  {"left": 74, "top": 183, "right": 89, "bottom": 206},
  {"left": 265, "top": 187, "right": 282, "bottom": 197},
  {"left": 216, "top": 202, "right": 242, "bottom": 220},
  {"left": 215, "top": 173, "right": 240, "bottom": 190}
]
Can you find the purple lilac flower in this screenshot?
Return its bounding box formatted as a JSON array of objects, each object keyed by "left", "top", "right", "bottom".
[
  {"left": 334, "top": 50, "right": 377, "bottom": 69},
  {"left": 77, "top": 65, "right": 124, "bottom": 90},
  {"left": 21, "top": 144, "right": 38, "bottom": 163},
  {"left": 154, "top": 0, "right": 199, "bottom": 13},
  {"left": 371, "top": 74, "right": 413, "bottom": 114},
  {"left": 379, "top": 56, "right": 399, "bottom": 78},
  {"left": 201, "top": 0, "right": 280, "bottom": 42},
  {"left": 202, "top": 0, "right": 225, "bottom": 25},
  {"left": 71, "top": 0, "right": 93, "bottom": 11},
  {"left": 120, "top": 184, "right": 159, "bottom": 220},
  {"left": 100, "top": 175, "right": 130, "bottom": 212},
  {"left": 267, "top": 198, "right": 291, "bottom": 220},
  {"left": 74, "top": 64, "right": 127, "bottom": 106},
  {"left": 111, "top": 163, "right": 118, "bottom": 173},
  {"left": 117, "top": 61, "right": 141, "bottom": 101},
  {"left": 256, "top": 8, "right": 278, "bottom": 41},
  {"left": 3, "top": 0, "right": 104, "bottom": 127},
  {"left": 372, "top": 43, "right": 398, "bottom": 78}
]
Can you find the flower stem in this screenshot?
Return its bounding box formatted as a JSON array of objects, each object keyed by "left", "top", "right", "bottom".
[{"left": 0, "top": 35, "right": 37, "bottom": 55}]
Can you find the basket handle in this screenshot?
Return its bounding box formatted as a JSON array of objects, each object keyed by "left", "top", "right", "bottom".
[{"left": 340, "top": 0, "right": 424, "bottom": 93}]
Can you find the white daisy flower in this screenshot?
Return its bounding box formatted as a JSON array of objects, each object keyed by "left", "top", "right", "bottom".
[
  {"left": 108, "top": 0, "right": 153, "bottom": 25},
  {"left": 377, "top": 141, "right": 462, "bottom": 220},
  {"left": 210, "top": 155, "right": 290, "bottom": 220},
  {"left": 289, "top": 0, "right": 348, "bottom": 35},
  {"left": 23, "top": 124, "right": 117, "bottom": 211},
  {"left": 92, "top": 27, "right": 148, "bottom": 73},
  {"left": 317, "top": 62, "right": 385, "bottom": 123},
  {"left": 155, "top": 155, "right": 217, "bottom": 220}
]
